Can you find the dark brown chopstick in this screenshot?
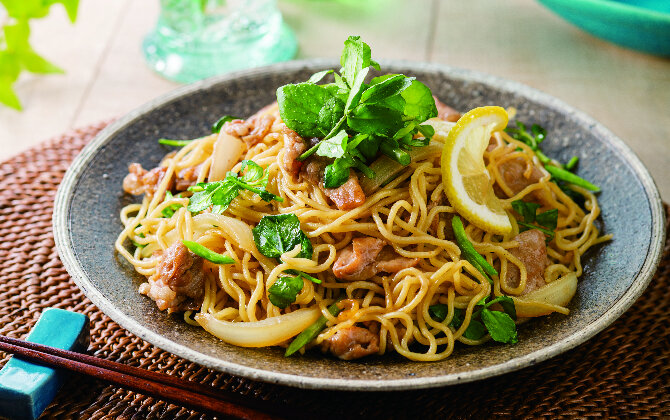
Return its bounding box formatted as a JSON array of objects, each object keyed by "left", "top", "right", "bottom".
[{"left": 0, "top": 335, "right": 288, "bottom": 419}]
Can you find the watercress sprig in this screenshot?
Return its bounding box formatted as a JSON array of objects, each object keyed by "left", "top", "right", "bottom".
[
  {"left": 252, "top": 214, "right": 320, "bottom": 308},
  {"left": 276, "top": 36, "right": 438, "bottom": 188},
  {"left": 187, "top": 160, "right": 282, "bottom": 214},
  {"left": 511, "top": 200, "right": 558, "bottom": 241},
  {"left": 430, "top": 295, "right": 518, "bottom": 344}
]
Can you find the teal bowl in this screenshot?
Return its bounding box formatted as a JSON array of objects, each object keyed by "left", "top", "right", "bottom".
[{"left": 538, "top": 0, "right": 670, "bottom": 56}]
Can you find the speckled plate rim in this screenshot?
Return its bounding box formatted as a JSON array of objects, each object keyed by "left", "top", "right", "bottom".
[{"left": 53, "top": 59, "right": 666, "bottom": 391}]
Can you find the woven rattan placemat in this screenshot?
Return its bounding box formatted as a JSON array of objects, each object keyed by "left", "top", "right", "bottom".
[{"left": 0, "top": 123, "right": 668, "bottom": 419}]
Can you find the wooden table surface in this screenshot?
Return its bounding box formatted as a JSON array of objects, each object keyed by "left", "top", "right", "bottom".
[{"left": 1, "top": 0, "right": 669, "bottom": 198}]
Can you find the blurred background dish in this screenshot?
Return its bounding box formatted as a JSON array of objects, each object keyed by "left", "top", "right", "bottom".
[
  {"left": 538, "top": 0, "right": 670, "bottom": 56},
  {"left": 143, "top": 0, "right": 297, "bottom": 83}
]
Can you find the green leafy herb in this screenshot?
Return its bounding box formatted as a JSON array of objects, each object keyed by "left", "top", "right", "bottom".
[
  {"left": 268, "top": 275, "right": 304, "bottom": 309},
  {"left": 0, "top": 0, "right": 79, "bottom": 110},
  {"left": 283, "top": 269, "right": 321, "bottom": 284},
  {"left": 316, "top": 129, "right": 348, "bottom": 159},
  {"left": 511, "top": 200, "right": 558, "bottom": 241},
  {"left": 451, "top": 216, "right": 498, "bottom": 284},
  {"left": 505, "top": 121, "right": 551, "bottom": 164},
  {"left": 480, "top": 309, "right": 518, "bottom": 344},
  {"left": 211, "top": 115, "right": 237, "bottom": 133},
  {"left": 449, "top": 308, "right": 488, "bottom": 340},
  {"left": 252, "top": 213, "right": 313, "bottom": 260},
  {"left": 286, "top": 299, "right": 343, "bottom": 356},
  {"left": 429, "top": 303, "right": 449, "bottom": 322},
  {"left": 307, "top": 69, "right": 334, "bottom": 84},
  {"left": 161, "top": 191, "right": 183, "bottom": 218},
  {"left": 187, "top": 160, "right": 282, "bottom": 214},
  {"left": 182, "top": 240, "right": 235, "bottom": 265},
  {"left": 277, "top": 36, "right": 437, "bottom": 188},
  {"left": 429, "top": 296, "right": 517, "bottom": 343}
]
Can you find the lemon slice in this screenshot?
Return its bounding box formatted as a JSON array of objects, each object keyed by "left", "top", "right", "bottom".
[{"left": 441, "top": 106, "right": 512, "bottom": 235}]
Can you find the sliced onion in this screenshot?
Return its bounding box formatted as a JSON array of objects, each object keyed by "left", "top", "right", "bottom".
[
  {"left": 192, "top": 213, "right": 275, "bottom": 272},
  {"left": 513, "top": 272, "right": 578, "bottom": 317},
  {"left": 196, "top": 308, "right": 321, "bottom": 347},
  {"left": 208, "top": 131, "right": 243, "bottom": 182}
]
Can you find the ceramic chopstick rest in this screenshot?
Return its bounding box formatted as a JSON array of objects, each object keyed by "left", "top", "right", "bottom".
[{"left": 0, "top": 308, "right": 89, "bottom": 420}]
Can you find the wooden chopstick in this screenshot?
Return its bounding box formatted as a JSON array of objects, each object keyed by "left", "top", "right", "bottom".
[{"left": 0, "top": 335, "right": 288, "bottom": 419}]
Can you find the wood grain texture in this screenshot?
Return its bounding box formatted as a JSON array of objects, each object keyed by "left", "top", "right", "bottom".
[{"left": 0, "top": 0, "right": 668, "bottom": 198}]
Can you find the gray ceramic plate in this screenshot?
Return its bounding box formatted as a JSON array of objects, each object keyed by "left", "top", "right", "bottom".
[{"left": 53, "top": 60, "right": 665, "bottom": 391}]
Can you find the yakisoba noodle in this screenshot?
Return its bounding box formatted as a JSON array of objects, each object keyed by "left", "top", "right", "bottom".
[{"left": 116, "top": 103, "right": 610, "bottom": 362}]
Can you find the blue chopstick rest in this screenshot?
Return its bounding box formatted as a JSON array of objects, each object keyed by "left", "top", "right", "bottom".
[{"left": 0, "top": 308, "right": 90, "bottom": 420}]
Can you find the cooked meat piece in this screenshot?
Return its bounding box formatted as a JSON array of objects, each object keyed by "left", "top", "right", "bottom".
[
  {"left": 123, "top": 163, "right": 173, "bottom": 197},
  {"left": 243, "top": 114, "right": 275, "bottom": 147},
  {"left": 174, "top": 163, "right": 202, "bottom": 191},
  {"left": 222, "top": 118, "right": 250, "bottom": 138},
  {"left": 333, "top": 237, "right": 385, "bottom": 280},
  {"left": 303, "top": 159, "right": 366, "bottom": 210},
  {"left": 433, "top": 96, "right": 461, "bottom": 122},
  {"left": 222, "top": 114, "right": 276, "bottom": 147},
  {"left": 496, "top": 157, "right": 544, "bottom": 197},
  {"left": 333, "top": 237, "right": 420, "bottom": 281},
  {"left": 321, "top": 326, "right": 379, "bottom": 360},
  {"left": 281, "top": 127, "right": 307, "bottom": 176},
  {"left": 506, "top": 229, "right": 549, "bottom": 294},
  {"left": 139, "top": 242, "right": 205, "bottom": 313},
  {"left": 324, "top": 171, "right": 366, "bottom": 210},
  {"left": 375, "top": 247, "right": 420, "bottom": 273}
]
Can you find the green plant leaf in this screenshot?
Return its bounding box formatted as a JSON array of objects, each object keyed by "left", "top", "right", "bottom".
[
  {"left": 3, "top": 20, "right": 30, "bottom": 51},
  {"left": 0, "top": 0, "right": 50, "bottom": 19},
  {"left": 316, "top": 129, "right": 348, "bottom": 159},
  {"left": 481, "top": 309, "right": 518, "bottom": 344},
  {"left": 0, "top": 52, "right": 22, "bottom": 110},
  {"left": 400, "top": 80, "right": 437, "bottom": 121},
  {"left": 268, "top": 276, "right": 304, "bottom": 309},
  {"left": 20, "top": 50, "right": 64, "bottom": 74},
  {"left": 252, "top": 213, "right": 313, "bottom": 260},
  {"left": 48, "top": 0, "right": 80, "bottom": 22},
  {"left": 0, "top": 78, "right": 22, "bottom": 110},
  {"left": 277, "top": 82, "right": 334, "bottom": 138},
  {"left": 340, "top": 35, "right": 372, "bottom": 86}
]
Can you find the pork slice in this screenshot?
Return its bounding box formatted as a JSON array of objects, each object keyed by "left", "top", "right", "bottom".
[
  {"left": 433, "top": 96, "right": 461, "bottom": 122},
  {"left": 333, "top": 237, "right": 420, "bottom": 281},
  {"left": 222, "top": 118, "right": 250, "bottom": 138},
  {"left": 506, "top": 229, "right": 549, "bottom": 294},
  {"left": 140, "top": 242, "right": 205, "bottom": 313},
  {"left": 323, "top": 170, "right": 366, "bottom": 210},
  {"left": 303, "top": 159, "right": 366, "bottom": 210},
  {"left": 496, "top": 156, "right": 544, "bottom": 197},
  {"left": 242, "top": 114, "right": 275, "bottom": 147},
  {"left": 281, "top": 127, "right": 307, "bottom": 176},
  {"left": 123, "top": 163, "right": 173, "bottom": 197},
  {"left": 174, "top": 163, "right": 202, "bottom": 191},
  {"left": 332, "top": 237, "right": 386, "bottom": 280},
  {"left": 375, "top": 247, "right": 420, "bottom": 274},
  {"left": 321, "top": 326, "right": 380, "bottom": 360}
]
